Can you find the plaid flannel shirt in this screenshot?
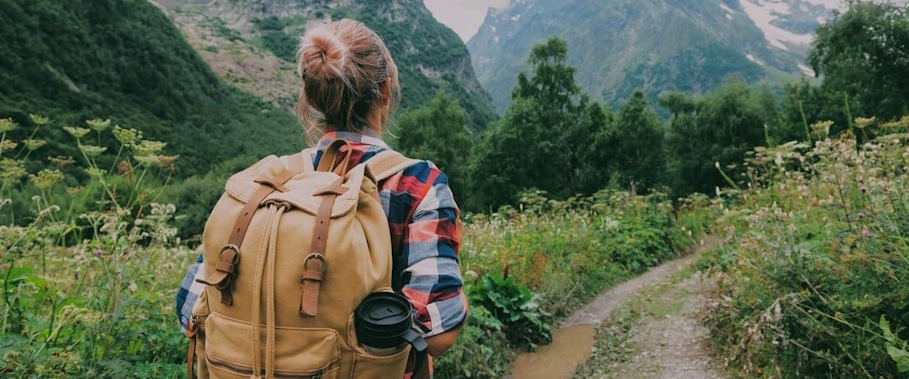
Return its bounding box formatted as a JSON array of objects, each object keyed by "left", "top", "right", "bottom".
[{"left": 175, "top": 131, "right": 467, "bottom": 374}]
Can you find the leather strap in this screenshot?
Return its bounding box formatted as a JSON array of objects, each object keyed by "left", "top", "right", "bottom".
[
  {"left": 316, "top": 140, "right": 353, "bottom": 175},
  {"left": 185, "top": 317, "right": 197, "bottom": 379},
  {"left": 196, "top": 165, "right": 301, "bottom": 305},
  {"left": 365, "top": 150, "right": 420, "bottom": 181},
  {"left": 406, "top": 351, "right": 430, "bottom": 379},
  {"left": 300, "top": 180, "right": 347, "bottom": 316}
]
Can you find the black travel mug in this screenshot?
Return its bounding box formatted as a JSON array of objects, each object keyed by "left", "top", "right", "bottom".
[{"left": 354, "top": 292, "right": 429, "bottom": 373}]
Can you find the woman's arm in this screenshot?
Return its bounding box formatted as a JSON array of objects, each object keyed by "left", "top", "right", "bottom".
[
  {"left": 175, "top": 254, "right": 205, "bottom": 333},
  {"left": 395, "top": 167, "right": 468, "bottom": 357},
  {"left": 426, "top": 328, "right": 462, "bottom": 356}
]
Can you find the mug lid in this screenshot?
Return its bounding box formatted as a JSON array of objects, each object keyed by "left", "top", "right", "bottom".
[{"left": 355, "top": 292, "right": 412, "bottom": 329}]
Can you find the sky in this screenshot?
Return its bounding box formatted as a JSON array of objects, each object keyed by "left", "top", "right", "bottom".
[{"left": 423, "top": 0, "right": 511, "bottom": 42}]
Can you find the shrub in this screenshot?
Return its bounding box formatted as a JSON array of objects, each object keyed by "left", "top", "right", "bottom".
[
  {"left": 701, "top": 121, "right": 909, "bottom": 377},
  {"left": 467, "top": 276, "right": 552, "bottom": 348}
]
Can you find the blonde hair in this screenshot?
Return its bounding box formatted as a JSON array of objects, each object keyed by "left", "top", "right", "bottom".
[{"left": 296, "top": 19, "right": 400, "bottom": 140}]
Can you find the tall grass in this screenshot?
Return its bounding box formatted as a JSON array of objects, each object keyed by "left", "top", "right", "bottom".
[
  {"left": 1, "top": 116, "right": 194, "bottom": 377},
  {"left": 700, "top": 116, "right": 909, "bottom": 377}
]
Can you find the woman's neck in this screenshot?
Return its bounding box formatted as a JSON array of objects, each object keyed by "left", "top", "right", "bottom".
[{"left": 366, "top": 110, "right": 384, "bottom": 136}]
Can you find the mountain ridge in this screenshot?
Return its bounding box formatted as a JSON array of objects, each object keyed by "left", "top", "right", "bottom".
[
  {"left": 468, "top": 0, "right": 842, "bottom": 112},
  {"left": 158, "top": 0, "right": 497, "bottom": 130}
]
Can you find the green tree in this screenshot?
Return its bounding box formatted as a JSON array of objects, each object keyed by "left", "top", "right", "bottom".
[
  {"left": 809, "top": 1, "right": 909, "bottom": 121},
  {"left": 468, "top": 98, "right": 542, "bottom": 210},
  {"left": 663, "top": 80, "right": 784, "bottom": 195},
  {"left": 470, "top": 37, "right": 587, "bottom": 209},
  {"left": 572, "top": 102, "right": 617, "bottom": 194},
  {"left": 392, "top": 91, "right": 471, "bottom": 198},
  {"left": 612, "top": 90, "right": 666, "bottom": 191}
]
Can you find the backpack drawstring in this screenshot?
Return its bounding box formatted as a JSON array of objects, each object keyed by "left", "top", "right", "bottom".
[
  {"left": 265, "top": 205, "right": 286, "bottom": 378},
  {"left": 250, "top": 204, "right": 284, "bottom": 379}
]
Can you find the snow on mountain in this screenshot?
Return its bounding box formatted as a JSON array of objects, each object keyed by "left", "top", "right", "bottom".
[{"left": 739, "top": 0, "right": 843, "bottom": 51}]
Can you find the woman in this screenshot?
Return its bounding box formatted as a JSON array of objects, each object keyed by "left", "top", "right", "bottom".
[{"left": 176, "top": 19, "right": 466, "bottom": 376}]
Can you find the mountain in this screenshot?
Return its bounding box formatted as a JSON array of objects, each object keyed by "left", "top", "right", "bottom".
[
  {"left": 156, "top": 0, "right": 497, "bottom": 131},
  {"left": 468, "top": 0, "right": 844, "bottom": 112},
  {"left": 0, "top": 0, "right": 302, "bottom": 176}
]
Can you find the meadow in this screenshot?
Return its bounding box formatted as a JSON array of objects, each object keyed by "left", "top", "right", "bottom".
[
  {"left": 3, "top": 114, "right": 908, "bottom": 378},
  {"left": 0, "top": 115, "right": 708, "bottom": 378}
]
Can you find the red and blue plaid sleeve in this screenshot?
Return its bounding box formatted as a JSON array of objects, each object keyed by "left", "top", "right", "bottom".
[{"left": 381, "top": 162, "right": 468, "bottom": 337}]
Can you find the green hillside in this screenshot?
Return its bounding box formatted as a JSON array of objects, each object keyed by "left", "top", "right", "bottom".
[
  {"left": 0, "top": 0, "right": 303, "bottom": 177},
  {"left": 161, "top": 0, "right": 497, "bottom": 131}
]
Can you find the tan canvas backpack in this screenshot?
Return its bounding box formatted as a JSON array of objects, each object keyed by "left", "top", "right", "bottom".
[{"left": 185, "top": 140, "right": 422, "bottom": 379}]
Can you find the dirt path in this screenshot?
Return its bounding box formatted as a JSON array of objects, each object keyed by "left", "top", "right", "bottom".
[
  {"left": 508, "top": 239, "right": 721, "bottom": 379},
  {"left": 602, "top": 270, "right": 727, "bottom": 379}
]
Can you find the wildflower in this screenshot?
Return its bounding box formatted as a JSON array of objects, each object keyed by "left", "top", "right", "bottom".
[
  {"left": 134, "top": 140, "right": 166, "bottom": 156},
  {"left": 134, "top": 154, "right": 160, "bottom": 167},
  {"left": 28, "top": 114, "right": 52, "bottom": 126},
  {"left": 0, "top": 118, "right": 18, "bottom": 133},
  {"left": 85, "top": 118, "right": 111, "bottom": 132},
  {"left": 48, "top": 156, "right": 75, "bottom": 167},
  {"left": 80, "top": 145, "right": 107, "bottom": 157},
  {"left": 810, "top": 121, "right": 833, "bottom": 139},
  {"left": 23, "top": 139, "right": 46, "bottom": 151},
  {"left": 156, "top": 154, "right": 179, "bottom": 169},
  {"left": 881, "top": 121, "right": 902, "bottom": 130},
  {"left": 85, "top": 167, "right": 105, "bottom": 179},
  {"left": 859, "top": 180, "right": 867, "bottom": 193},
  {"left": 30, "top": 169, "right": 64, "bottom": 190},
  {"left": 862, "top": 228, "right": 872, "bottom": 238},
  {"left": 1, "top": 139, "right": 17, "bottom": 151},
  {"left": 112, "top": 126, "right": 142, "bottom": 146},
  {"left": 94, "top": 247, "right": 103, "bottom": 257},
  {"left": 117, "top": 159, "right": 132, "bottom": 174},
  {"left": 63, "top": 126, "right": 90, "bottom": 139},
  {"left": 0, "top": 159, "right": 26, "bottom": 183},
  {"left": 855, "top": 117, "right": 875, "bottom": 129},
  {"left": 856, "top": 211, "right": 866, "bottom": 219}
]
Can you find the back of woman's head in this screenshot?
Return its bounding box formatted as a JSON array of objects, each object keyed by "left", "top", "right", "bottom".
[{"left": 296, "top": 19, "right": 399, "bottom": 137}]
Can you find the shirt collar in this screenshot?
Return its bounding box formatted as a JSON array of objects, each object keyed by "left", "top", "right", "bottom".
[{"left": 315, "top": 129, "right": 390, "bottom": 151}]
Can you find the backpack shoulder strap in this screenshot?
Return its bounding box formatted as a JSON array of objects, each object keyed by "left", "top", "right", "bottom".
[{"left": 366, "top": 150, "right": 421, "bottom": 181}]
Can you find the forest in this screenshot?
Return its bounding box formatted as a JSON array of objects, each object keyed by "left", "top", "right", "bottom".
[{"left": 0, "top": 0, "right": 908, "bottom": 378}]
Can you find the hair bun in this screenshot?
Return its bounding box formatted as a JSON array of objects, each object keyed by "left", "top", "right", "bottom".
[{"left": 299, "top": 28, "right": 347, "bottom": 80}]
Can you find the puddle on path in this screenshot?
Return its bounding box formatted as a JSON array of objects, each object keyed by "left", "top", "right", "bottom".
[{"left": 509, "top": 324, "right": 595, "bottom": 379}]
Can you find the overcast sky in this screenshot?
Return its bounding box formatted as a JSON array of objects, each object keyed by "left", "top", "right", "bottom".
[{"left": 423, "top": 0, "right": 511, "bottom": 42}]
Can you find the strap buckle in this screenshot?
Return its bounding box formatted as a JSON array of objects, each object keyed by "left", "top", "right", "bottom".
[
  {"left": 220, "top": 244, "right": 240, "bottom": 259},
  {"left": 216, "top": 244, "right": 241, "bottom": 305},
  {"left": 304, "top": 253, "right": 326, "bottom": 266}
]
